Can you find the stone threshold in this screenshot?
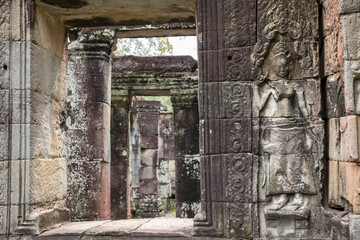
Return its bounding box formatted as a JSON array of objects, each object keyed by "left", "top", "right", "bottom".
[{"left": 31, "top": 217, "right": 194, "bottom": 240}]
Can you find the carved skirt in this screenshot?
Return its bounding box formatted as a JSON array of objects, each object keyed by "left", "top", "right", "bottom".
[{"left": 261, "top": 118, "right": 317, "bottom": 196}]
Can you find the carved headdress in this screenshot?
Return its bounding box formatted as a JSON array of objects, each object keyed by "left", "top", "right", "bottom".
[{"left": 263, "top": 0, "right": 302, "bottom": 41}]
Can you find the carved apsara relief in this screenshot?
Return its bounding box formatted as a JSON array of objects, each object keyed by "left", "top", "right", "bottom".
[{"left": 251, "top": 0, "right": 322, "bottom": 219}]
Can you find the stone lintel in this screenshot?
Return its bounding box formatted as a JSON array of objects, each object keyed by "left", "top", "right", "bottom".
[
  {"left": 112, "top": 55, "right": 197, "bottom": 74},
  {"left": 132, "top": 100, "right": 162, "bottom": 113}
]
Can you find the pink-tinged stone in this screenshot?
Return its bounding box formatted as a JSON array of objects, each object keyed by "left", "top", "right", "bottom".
[
  {"left": 328, "top": 118, "right": 341, "bottom": 161},
  {"left": 344, "top": 61, "right": 360, "bottom": 114},
  {"left": 324, "top": 27, "right": 343, "bottom": 77},
  {"left": 328, "top": 160, "right": 342, "bottom": 208},
  {"left": 340, "top": 115, "right": 360, "bottom": 162},
  {"left": 101, "top": 161, "right": 111, "bottom": 220},
  {"left": 322, "top": 0, "right": 341, "bottom": 36},
  {"left": 338, "top": 162, "right": 360, "bottom": 214}
]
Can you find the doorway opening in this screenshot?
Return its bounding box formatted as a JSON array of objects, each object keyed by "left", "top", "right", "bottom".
[{"left": 110, "top": 36, "right": 199, "bottom": 220}]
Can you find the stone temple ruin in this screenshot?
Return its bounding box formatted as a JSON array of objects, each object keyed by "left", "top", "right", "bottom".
[{"left": 1, "top": 0, "right": 360, "bottom": 239}]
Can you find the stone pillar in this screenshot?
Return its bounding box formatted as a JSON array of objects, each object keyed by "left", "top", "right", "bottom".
[
  {"left": 129, "top": 103, "right": 141, "bottom": 215},
  {"left": 110, "top": 91, "right": 130, "bottom": 219},
  {"left": 158, "top": 110, "right": 175, "bottom": 212},
  {"left": 131, "top": 100, "right": 163, "bottom": 218},
  {"left": 171, "top": 89, "right": 200, "bottom": 218},
  {"left": 66, "top": 28, "right": 115, "bottom": 221},
  {"left": 194, "top": 0, "right": 255, "bottom": 237},
  {"left": 1, "top": 1, "right": 69, "bottom": 235}
]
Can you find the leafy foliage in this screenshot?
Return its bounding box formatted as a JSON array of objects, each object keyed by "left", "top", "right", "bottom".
[
  {"left": 115, "top": 37, "right": 174, "bottom": 56},
  {"left": 142, "top": 96, "right": 173, "bottom": 112}
]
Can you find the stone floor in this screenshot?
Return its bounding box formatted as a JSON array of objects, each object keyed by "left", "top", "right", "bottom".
[{"left": 32, "top": 217, "right": 194, "bottom": 240}]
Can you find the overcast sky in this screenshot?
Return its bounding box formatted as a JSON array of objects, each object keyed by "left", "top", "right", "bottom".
[{"left": 168, "top": 36, "right": 197, "bottom": 59}]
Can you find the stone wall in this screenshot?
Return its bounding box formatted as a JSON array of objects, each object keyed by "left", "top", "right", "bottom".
[
  {"left": 323, "top": 0, "right": 360, "bottom": 238},
  {"left": 0, "top": 1, "right": 69, "bottom": 235},
  {"left": 2, "top": 0, "right": 360, "bottom": 238}
]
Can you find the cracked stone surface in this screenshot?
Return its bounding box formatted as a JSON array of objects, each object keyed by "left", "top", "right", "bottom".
[{"left": 33, "top": 217, "right": 193, "bottom": 239}]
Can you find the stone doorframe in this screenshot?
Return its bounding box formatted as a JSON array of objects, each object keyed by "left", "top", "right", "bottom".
[{"left": 111, "top": 55, "right": 200, "bottom": 219}]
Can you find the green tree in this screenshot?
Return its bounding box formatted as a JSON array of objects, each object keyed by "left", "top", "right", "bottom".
[{"left": 114, "top": 37, "right": 173, "bottom": 56}]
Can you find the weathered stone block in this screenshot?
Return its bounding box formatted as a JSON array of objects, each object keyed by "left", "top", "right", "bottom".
[
  {"left": 30, "top": 42, "right": 62, "bottom": 99},
  {"left": 110, "top": 165, "right": 128, "bottom": 220},
  {"left": 257, "top": 0, "right": 318, "bottom": 41},
  {"left": 67, "top": 129, "right": 110, "bottom": 162},
  {"left": 329, "top": 160, "right": 342, "bottom": 208},
  {"left": 9, "top": 42, "right": 30, "bottom": 91},
  {"left": 140, "top": 135, "right": 158, "bottom": 149},
  {"left": 225, "top": 153, "right": 252, "bottom": 203},
  {"left": 30, "top": 122, "right": 64, "bottom": 160},
  {"left": 340, "top": 115, "right": 360, "bottom": 162},
  {"left": 198, "top": 47, "right": 252, "bottom": 83},
  {"left": 30, "top": 91, "right": 51, "bottom": 126},
  {"left": 225, "top": 47, "right": 252, "bottom": 81},
  {"left": 138, "top": 114, "right": 159, "bottom": 135},
  {"left": 67, "top": 101, "right": 110, "bottom": 131},
  {"left": 196, "top": 0, "right": 223, "bottom": 32},
  {"left": 0, "top": 0, "right": 10, "bottom": 41},
  {"left": 328, "top": 118, "right": 341, "bottom": 161},
  {"left": 253, "top": 79, "right": 322, "bottom": 117},
  {"left": 325, "top": 73, "right": 346, "bottom": 118},
  {"left": 10, "top": 160, "right": 30, "bottom": 205},
  {"left": 158, "top": 138, "right": 175, "bottom": 160},
  {"left": 140, "top": 180, "right": 158, "bottom": 195},
  {"left": 11, "top": 89, "right": 31, "bottom": 124},
  {"left": 67, "top": 58, "right": 111, "bottom": 104},
  {"left": 158, "top": 160, "right": 170, "bottom": 184},
  {"left": 140, "top": 149, "right": 158, "bottom": 166},
  {"left": 197, "top": 30, "right": 224, "bottom": 51},
  {"left": 324, "top": 27, "right": 343, "bottom": 76},
  {"left": 200, "top": 118, "right": 251, "bottom": 154},
  {"left": 67, "top": 160, "right": 110, "bottom": 221},
  {"left": 344, "top": 61, "right": 360, "bottom": 114},
  {"left": 262, "top": 203, "right": 311, "bottom": 238},
  {"left": 0, "top": 161, "right": 8, "bottom": 205},
  {"left": 200, "top": 82, "right": 252, "bottom": 119},
  {"left": 176, "top": 155, "right": 200, "bottom": 211},
  {"left": 0, "top": 90, "right": 9, "bottom": 124},
  {"left": 113, "top": 55, "right": 197, "bottom": 74},
  {"left": 227, "top": 203, "right": 253, "bottom": 239},
  {"left": 30, "top": 158, "right": 67, "bottom": 204},
  {"left": 0, "top": 41, "right": 10, "bottom": 89},
  {"left": 258, "top": 42, "right": 319, "bottom": 81},
  {"left": 342, "top": 13, "right": 360, "bottom": 60},
  {"left": 340, "top": 0, "right": 360, "bottom": 14},
  {"left": 338, "top": 162, "right": 360, "bottom": 214},
  {"left": 349, "top": 215, "right": 360, "bottom": 240},
  {"left": 139, "top": 166, "right": 157, "bottom": 181},
  {"left": 0, "top": 206, "right": 7, "bottom": 235},
  {"left": 198, "top": 0, "right": 256, "bottom": 51},
  {"left": 11, "top": 124, "right": 30, "bottom": 160},
  {"left": 322, "top": 0, "right": 341, "bottom": 36},
  {"left": 0, "top": 124, "right": 8, "bottom": 160}
]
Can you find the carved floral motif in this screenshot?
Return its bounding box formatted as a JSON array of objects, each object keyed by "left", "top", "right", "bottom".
[
  {"left": 0, "top": 0, "right": 10, "bottom": 39},
  {"left": 227, "top": 154, "right": 251, "bottom": 202}
]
